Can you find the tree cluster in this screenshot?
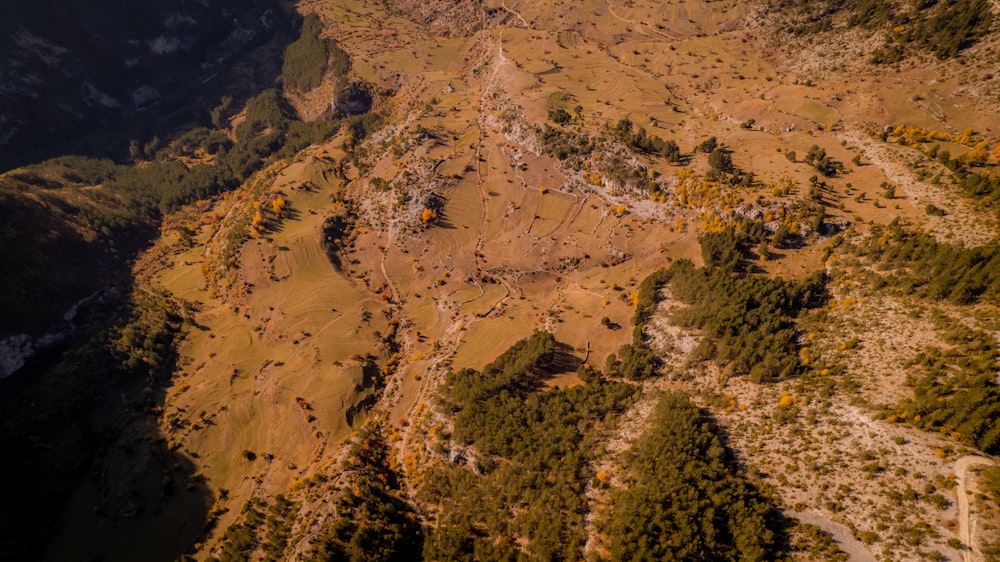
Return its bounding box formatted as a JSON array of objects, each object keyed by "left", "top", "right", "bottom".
[
  {"left": 443, "top": 330, "right": 556, "bottom": 410},
  {"left": 696, "top": 136, "right": 719, "bottom": 154},
  {"left": 424, "top": 332, "right": 637, "bottom": 560},
  {"left": 210, "top": 494, "right": 301, "bottom": 562},
  {"left": 852, "top": 219, "right": 1000, "bottom": 305},
  {"left": 803, "top": 145, "right": 840, "bottom": 177},
  {"left": 613, "top": 118, "right": 683, "bottom": 163},
  {"left": 708, "top": 148, "right": 734, "bottom": 175},
  {"left": 669, "top": 229, "right": 827, "bottom": 382},
  {"left": 603, "top": 392, "right": 788, "bottom": 561},
  {"left": 600, "top": 153, "right": 659, "bottom": 194},
  {"left": 539, "top": 124, "right": 595, "bottom": 163},
  {"left": 548, "top": 107, "right": 573, "bottom": 125}
]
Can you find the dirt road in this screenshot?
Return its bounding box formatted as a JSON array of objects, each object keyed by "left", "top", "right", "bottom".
[
  {"left": 790, "top": 510, "right": 877, "bottom": 562},
  {"left": 956, "top": 455, "right": 997, "bottom": 562}
]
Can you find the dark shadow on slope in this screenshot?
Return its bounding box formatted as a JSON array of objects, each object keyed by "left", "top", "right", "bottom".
[
  {"left": 0, "top": 287, "right": 214, "bottom": 561},
  {"left": 0, "top": 0, "right": 300, "bottom": 171},
  {"left": 0, "top": 190, "right": 145, "bottom": 338},
  {"left": 516, "top": 342, "right": 583, "bottom": 394},
  {"left": 346, "top": 393, "right": 379, "bottom": 429},
  {"left": 543, "top": 341, "right": 584, "bottom": 373}
]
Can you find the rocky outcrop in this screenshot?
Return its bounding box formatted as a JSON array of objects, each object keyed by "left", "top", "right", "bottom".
[
  {"left": 387, "top": 0, "right": 511, "bottom": 37},
  {"left": 332, "top": 82, "right": 374, "bottom": 116},
  {"left": 0, "top": 288, "right": 113, "bottom": 380}
]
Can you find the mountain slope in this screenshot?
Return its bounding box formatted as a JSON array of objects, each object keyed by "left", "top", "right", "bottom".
[{"left": 2, "top": 0, "right": 1000, "bottom": 560}]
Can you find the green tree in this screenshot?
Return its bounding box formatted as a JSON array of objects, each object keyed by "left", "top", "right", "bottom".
[
  {"left": 605, "top": 392, "right": 787, "bottom": 561},
  {"left": 283, "top": 14, "right": 335, "bottom": 92},
  {"left": 548, "top": 108, "right": 572, "bottom": 124},
  {"left": 708, "top": 148, "right": 733, "bottom": 174}
]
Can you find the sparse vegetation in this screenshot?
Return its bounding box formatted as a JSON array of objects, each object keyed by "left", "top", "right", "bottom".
[
  {"left": 308, "top": 424, "right": 422, "bottom": 562},
  {"left": 895, "top": 323, "right": 1000, "bottom": 454},
  {"left": 849, "top": 219, "right": 1000, "bottom": 305}
]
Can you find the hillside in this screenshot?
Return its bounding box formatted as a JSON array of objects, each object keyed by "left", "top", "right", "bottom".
[
  {"left": 2, "top": 0, "right": 1000, "bottom": 560},
  {"left": 0, "top": 0, "right": 297, "bottom": 169}
]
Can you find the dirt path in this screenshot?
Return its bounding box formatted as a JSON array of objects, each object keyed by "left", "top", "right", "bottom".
[
  {"left": 956, "top": 455, "right": 998, "bottom": 562},
  {"left": 790, "top": 511, "right": 876, "bottom": 562},
  {"left": 604, "top": 0, "right": 679, "bottom": 41},
  {"left": 500, "top": 0, "right": 528, "bottom": 28}
]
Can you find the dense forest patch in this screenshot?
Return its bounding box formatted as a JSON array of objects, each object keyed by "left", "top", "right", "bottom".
[
  {"left": 282, "top": 13, "right": 350, "bottom": 92},
  {"left": 602, "top": 392, "right": 788, "bottom": 561},
  {"left": 667, "top": 229, "right": 828, "bottom": 383},
  {"left": 422, "top": 332, "right": 638, "bottom": 559},
  {"left": 771, "top": 0, "right": 994, "bottom": 61}
]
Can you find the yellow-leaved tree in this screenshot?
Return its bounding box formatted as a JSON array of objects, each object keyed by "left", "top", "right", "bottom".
[{"left": 272, "top": 196, "right": 286, "bottom": 215}]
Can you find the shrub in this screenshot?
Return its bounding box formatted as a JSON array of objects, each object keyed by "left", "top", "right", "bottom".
[{"left": 548, "top": 108, "right": 572, "bottom": 124}]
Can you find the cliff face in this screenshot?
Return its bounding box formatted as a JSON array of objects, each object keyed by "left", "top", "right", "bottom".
[{"left": 0, "top": 0, "right": 284, "bottom": 167}]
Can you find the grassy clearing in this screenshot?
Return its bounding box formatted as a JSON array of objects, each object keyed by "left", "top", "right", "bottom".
[
  {"left": 531, "top": 190, "right": 577, "bottom": 236},
  {"left": 450, "top": 316, "right": 535, "bottom": 372},
  {"left": 147, "top": 152, "right": 398, "bottom": 544}
]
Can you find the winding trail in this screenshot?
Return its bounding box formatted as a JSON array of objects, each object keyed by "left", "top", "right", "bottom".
[
  {"left": 378, "top": 224, "right": 399, "bottom": 303},
  {"left": 500, "top": 0, "right": 528, "bottom": 28},
  {"left": 605, "top": 0, "right": 679, "bottom": 41},
  {"left": 955, "top": 455, "right": 998, "bottom": 562}
]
